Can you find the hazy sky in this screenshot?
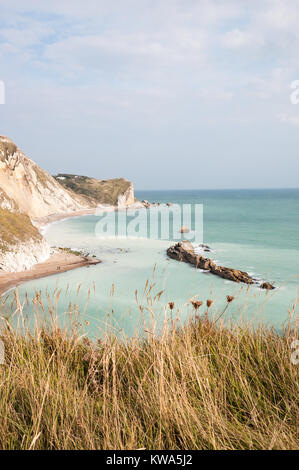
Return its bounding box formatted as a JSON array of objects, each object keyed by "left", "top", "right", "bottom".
[{"left": 0, "top": 0, "right": 299, "bottom": 189}]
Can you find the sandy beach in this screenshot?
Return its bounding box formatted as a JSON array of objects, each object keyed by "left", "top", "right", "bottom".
[
  {"left": 32, "top": 208, "right": 98, "bottom": 230},
  {"left": 0, "top": 202, "right": 147, "bottom": 297},
  {"left": 32, "top": 202, "right": 146, "bottom": 230},
  {"left": 0, "top": 251, "right": 101, "bottom": 296}
]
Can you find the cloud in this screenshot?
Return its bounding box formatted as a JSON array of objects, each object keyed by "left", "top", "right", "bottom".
[
  {"left": 0, "top": 0, "right": 299, "bottom": 189},
  {"left": 278, "top": 113, "right": 299, "bottom": 127},
  {"left": 221, "top": 29, "right": 260, "bottom": 49}
]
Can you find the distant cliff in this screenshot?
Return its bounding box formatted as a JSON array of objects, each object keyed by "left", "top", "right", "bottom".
[
  {"left": 0, "top": 135, "right": 137, "bottom": 272},
  {"left": 54, "top": 174, "right": 135, "bottom": 207}
]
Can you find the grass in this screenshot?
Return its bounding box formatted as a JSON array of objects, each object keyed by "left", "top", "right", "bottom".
[
  {"left": 0, "top": 291, "right": 298, "bottom": 450},
  {"left": 57, "top": 246, "right": 86, "bottom": 257},
  {"left": 0, "top": 208, "right": 42, "bottom": 252},
  {"left": 54, "top": 174, "right": 131, "bottom": 206}
]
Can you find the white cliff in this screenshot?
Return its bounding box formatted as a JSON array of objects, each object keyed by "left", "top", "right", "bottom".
[{"left": 0, "top": 135, "right": 92, "bottom": 221}]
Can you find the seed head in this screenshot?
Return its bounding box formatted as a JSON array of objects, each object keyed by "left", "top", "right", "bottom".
[{"left": 191, "top": 300, "right": 203, "bottom": 310}]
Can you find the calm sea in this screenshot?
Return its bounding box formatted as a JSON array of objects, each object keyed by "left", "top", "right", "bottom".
[{"left": 4, "top": 189, "right": 299, "bottom": 336}]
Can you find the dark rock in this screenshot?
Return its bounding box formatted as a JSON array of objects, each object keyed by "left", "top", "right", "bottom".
[
  {"left": 142, "top": 200, "right": 151, "bottom": 209},
  {"left": 167, "top": 242, "right": 259, "bottom": 285},
  {"left": 260, "top": 282, "right": 275, "bottom": 290}
]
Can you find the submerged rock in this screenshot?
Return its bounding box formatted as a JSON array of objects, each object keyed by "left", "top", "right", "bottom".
[{"left": 260, "top": 282, "right": 275, "bottom": 290}]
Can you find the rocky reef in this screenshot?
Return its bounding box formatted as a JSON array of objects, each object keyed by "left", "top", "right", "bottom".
[{"left": 167, "top": 241, "right": 275, "bottom": 289}]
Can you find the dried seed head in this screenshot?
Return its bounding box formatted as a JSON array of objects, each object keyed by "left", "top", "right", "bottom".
[
  {"left": 168, "top": 302, "right": 175, "bottom": 310},
  {"left": 206, "top": 299, "right": 213, "bottom": 308},
  {"left": 226, "top": 295, "right": 235, "bottom": 303},
  {"left": 191, "top": 300, "right": 203, "bottom": 310}
]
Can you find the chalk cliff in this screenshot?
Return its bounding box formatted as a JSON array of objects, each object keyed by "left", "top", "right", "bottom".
[
  {"left": 0, "top": 135, "right": 137, "bottom": 272},
  {"left": 0, "top": 187, "right": 50, "bottom": 272},
  {"left": 0, "top": 136, "right": 91, "bottom": 221}
]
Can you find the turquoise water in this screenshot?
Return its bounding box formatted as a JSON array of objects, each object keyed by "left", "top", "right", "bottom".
[{"left": 3, "top": 189, "right": 299, "bottom": 336}]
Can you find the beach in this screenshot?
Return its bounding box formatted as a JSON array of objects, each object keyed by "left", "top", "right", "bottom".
[
  {"left": 0, "top": 202, "right": 147, "bottom": 297},
  {"left": 0, "top": 251, "right": 101, "bottom": 296}
]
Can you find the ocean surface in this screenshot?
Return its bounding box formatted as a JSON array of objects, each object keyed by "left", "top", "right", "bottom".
[{"left": 3, "top": 189, "right": 299, "bottom": 337}]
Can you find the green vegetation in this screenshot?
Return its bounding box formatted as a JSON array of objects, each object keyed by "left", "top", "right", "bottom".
[
  {"left": 54, "top": 174, "right": 131, "bottom": 206},
  {"left": 0, "top": 208, "right": 42, "bottom": 252},
  {"left": 57, "top": 246, "right": 86, "bottom": 257},
  {"left": 0, "top": 141, "right": 17, "bottom": 162},
  {"left": 0, "top": 293, "right": 297, "bottom": 450}
]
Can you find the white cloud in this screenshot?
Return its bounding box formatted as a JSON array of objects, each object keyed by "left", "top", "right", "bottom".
[
  {"left": 222, "top": 29, "right": 255, "bottom": 48},
  {"left": 278, "top": 113, "right": 299, "bottom": 127}
]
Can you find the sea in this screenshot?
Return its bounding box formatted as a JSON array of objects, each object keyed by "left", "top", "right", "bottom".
[{"left": 3, "top": 189, "right": 299, "bottom": 337}]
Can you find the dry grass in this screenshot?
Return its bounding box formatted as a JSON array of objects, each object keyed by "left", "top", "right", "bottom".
[
  {"left": 0, "top": 208, "right": 42, "bottom": 252},
  {"left": 0, "top": 292, "right": 298, "bottom": 450}
]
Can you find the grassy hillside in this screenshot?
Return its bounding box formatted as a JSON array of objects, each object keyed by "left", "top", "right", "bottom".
[
  {"left": 0, "top": 294, "right": 297, "bottom": 450},
  {"left": 54, "top": 174, "right": 132, "bottom": 206},
  {"left": 0, "top": 189, "right": 42, "bottom": 253},
  {"left": 0, "top": 208, "right": 42, "bottom": 252}
]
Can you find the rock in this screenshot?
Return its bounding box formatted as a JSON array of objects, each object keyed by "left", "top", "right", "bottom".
[
  {"left": 117, "top": 182, "right": 135, "bottom": 207},
  {"left": 180, "top": 226, "right": 190, "bottom": 233},
  {"left": 166, "top": 202, "right": 173, "bottom": 206},
  {"left": 167, "top": 242, "right": 261, "bottom": 286},
  {"left": 180, "top": 240, "right": 194, "bottom": 252},
  {"left": 142, "top": 200, "right": 151, "bottom": 209},
  {"left": 198, "top": 243, "right": 212, "bottom": 252},
  {"left": 211, "top": 265, "right": 255, "bottom": 284},
  {"left": 0, "top": 239, "right": 50, "bottom": 272},
  {"left": 167, "top": 242, "right": 216, "bottom": 271},
  {"left": 260, "top": 282, "right": 275, "bottom": 290}
]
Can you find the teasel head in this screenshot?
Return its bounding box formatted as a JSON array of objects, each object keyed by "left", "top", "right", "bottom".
[{"left": 191, "top": 300, "right": 203, "bottom": 310}]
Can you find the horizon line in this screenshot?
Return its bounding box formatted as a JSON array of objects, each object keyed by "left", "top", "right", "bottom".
[{"left": 134, "top": 187, "right": 299, "bottom": 192}]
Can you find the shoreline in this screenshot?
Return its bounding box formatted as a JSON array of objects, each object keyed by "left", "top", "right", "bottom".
[
  {"left": 32, "top": 208, "right": 99, "bottom": 231},
  {"left": 33, "top": 201, "right": 147, "bottom": 231},
  {"left": 0, "top": 251, "right": 101, "bottom": 297},
  {"left": 1, "top": 201, "right": 147, "bottom": 297}
]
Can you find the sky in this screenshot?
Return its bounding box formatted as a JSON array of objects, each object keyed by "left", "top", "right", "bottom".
[{"left": 0, "top": 0, "right": 299, "bottom": 190}]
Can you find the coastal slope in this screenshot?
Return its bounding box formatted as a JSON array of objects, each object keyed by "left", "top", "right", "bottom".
[
  {"left": 0, "top": 135, "right": 92, "bottom": 221},
  {"left": 54, "top": 174, "right": 135, "bottom": 207},
  {"left": 0, "top": 187, "right": 50, "bottom": 272},
  {"left": 0, "top": 135, "right": 137, "bottom": 273}
]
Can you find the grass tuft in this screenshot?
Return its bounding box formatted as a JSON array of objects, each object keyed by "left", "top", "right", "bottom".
[{"left": 0, "top": 294, "right": 298, "bottom": 450}]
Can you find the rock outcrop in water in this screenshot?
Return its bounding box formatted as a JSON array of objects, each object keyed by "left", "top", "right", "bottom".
[{"left": 167, "top": 241, "right": 275, "bottom": 289}]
